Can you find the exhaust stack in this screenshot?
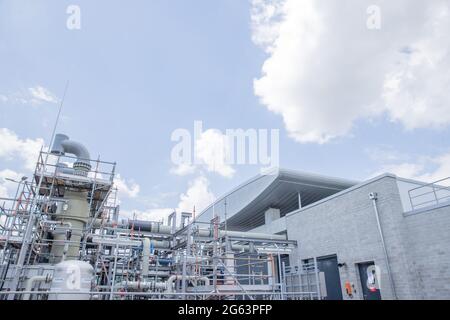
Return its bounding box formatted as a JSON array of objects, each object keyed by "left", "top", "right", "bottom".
[{"left": 51, "top": 133, "right": 91, "bottom": 176}]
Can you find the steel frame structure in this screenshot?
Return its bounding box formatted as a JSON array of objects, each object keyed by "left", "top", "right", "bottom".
[{"left": 0, "top": 150, "right": 321, "bottom": 300}]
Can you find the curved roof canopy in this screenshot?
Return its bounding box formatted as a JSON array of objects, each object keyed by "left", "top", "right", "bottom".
[{"left": 196, "top": 168, "right": 357, "bottom": 231}]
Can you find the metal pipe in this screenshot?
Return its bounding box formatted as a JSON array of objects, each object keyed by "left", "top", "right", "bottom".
[
  {"left": 91, "top": 236, "right": 170, "bottom": 249},
  {"left": 121, "top": 280, "right": 166, "bottom": 291},
  {"left": 51, "top": 134, "right": 69, "bottom": 155},
  {"left": 23, "top": 275, "right": 51, "bottom": 300},
  {"left": 195, "top": 229, "right": 286, "bottom": 241},
  {"left": 126, "top": 219, "right": 172, "bottom": 234},
  {"left": 141, "top": 238, "right": 150, "bottom": 278},
  {"left": 166, "top": 275, "right": 210, "bottom": 293},
  {"left": 51, "top": 134, "right": 91, "bottom": 175},
  {"left": 91, "top": 219, "right": 172, "bottom": 235},
  {"left": 60, "top": 139, "right": 90, "bottom": 161},
  {"left": 369, "top": 192, "right": 397, "bottom": 300}
]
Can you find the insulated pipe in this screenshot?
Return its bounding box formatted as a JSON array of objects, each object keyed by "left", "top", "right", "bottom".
[
  {"left": 55, "top": 162, "right": 74, "bottom": 175},
  {"left": 166, "top": 275, "right": 210, "bottom": 293},
  {"left": 128, "top": 220, "right": 172, "bottom": 234},
  {"left": 195, "top": 229, "right": 286, "bottom": 241},
  {"left": 90, "top": 236, "right": 170, "bottom": 249},
  {"left": 51, "top": 134, "right": 69, "bottom": 155},
  {"left": 141, "top": 238, "right": 150, "bottom": 278},
  {"left": 23, "top": 275, "right": 51, "bottom": 300},
  {"left": 92, "top": 219, "right": 172, "bottom": 235},
  {"left": 61, "top": 139, "right": 90, "bottom": 162},
  {"left": 51, "top": 134, "right": 91, "bottom": 175},
  {"left": 198, "top": 242, "right": 266, "bottom": 252},
  {"left": 121, "top": 280, "right": 166, "bottom": 291},
  {"left": 224, "top": 230, "right": 286, "bottom": 241}
]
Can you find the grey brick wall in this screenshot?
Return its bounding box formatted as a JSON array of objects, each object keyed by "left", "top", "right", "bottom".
[
  {"left": 402, "top": 204, "right": 450, "bottom": 299},
  {"left": 284, "top": 175, "right": 450, "bottom": 300}
]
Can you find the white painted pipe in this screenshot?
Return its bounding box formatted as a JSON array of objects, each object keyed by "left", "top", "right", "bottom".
[
  {"left": 224, "top": 230, "right": 286, "bottom": 240},
  {"left": 91, "top": 236, "right": 170, "bottom": 249},
  {"left": 94, "top": 219, "right": 172, "bottom": 234},
  {"left": 141, "top": 238, "right": 150, "bottom": 278},
  {"left": 91, "top": 236, "right": 141, "bottom": 247},
  {"left": 23, "top": 275, "right": 51, "bottom": 300},
  {"left": 121, "top": 280, "right": 166, "bottom": 291},
  {"left": 196, "top": 229, "right": 286, "bottom": 241},
  {"left": 166, "top": 275, "right": 210, "bottom": 293}
]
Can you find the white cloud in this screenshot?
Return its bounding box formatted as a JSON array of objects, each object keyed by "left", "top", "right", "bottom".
[
  {"left": 114, "top": 174, "right": 140, "bottom": 198},
  {"left": 28, "top": 86, "right": 59, "bottom": 104},
  {"left": 195, "top": 129, "right": 235, "bottom": 178},
  {"left": 251, "top": 0, "right": 450, "bottom": 143},
  {"left": 0, "top": 128, "right": 44, "bottom": 171},
  {"left": 0, "top": 169, "right": 24, "bottom": 198},
  {"left": 170, "top": 163, "right": 196, "bottom": 176},
  {"left": 178, "top": 176, "right": 215, "bottom": 214},
  {"left": 372, "top": 162, "right": 425, "bottom": 180},
  {"left": 119, "top": 208, "right": 175, "bottom": 224},
  {"left": 120, "top": 176, "right": 215, "bottom": 224},
  {"left": 365, "top": 145, "right": 407, "bottom": 163},
  {"left": 0, "top": 86, "right": 58, "bottom": 106},
  {"left": 371, "top": 150, "right": 450, "bottom": 183},
  {"left": 382, "top": 4, "right": 450, "bottom": 130},
  {"left": 415, "top": 152, "right": 450, "bottom": 182},
  {"left": 170, "top": 129, "right": 235, "bottom": 178}
]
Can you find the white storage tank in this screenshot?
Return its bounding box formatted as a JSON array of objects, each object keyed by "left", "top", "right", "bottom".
[{"left": 49, "top": 260, "right": 94, "bottom": 300}]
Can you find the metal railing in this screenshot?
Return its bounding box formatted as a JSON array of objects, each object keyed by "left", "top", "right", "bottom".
[{"left": 408, "top": 177, "right": 450, "bottom": 211}]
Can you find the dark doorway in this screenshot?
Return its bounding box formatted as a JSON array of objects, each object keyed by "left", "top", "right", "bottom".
[
  {"left": 316, "top": 255, "right": 343, "bottom": 300},
  {"left": 358, "top": 262, "right": 382, "bottom": 300}
]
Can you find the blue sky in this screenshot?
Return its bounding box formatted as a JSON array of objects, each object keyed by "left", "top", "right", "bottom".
[{"left": 1, "top": 0, "right": 450, "bottom": 222}]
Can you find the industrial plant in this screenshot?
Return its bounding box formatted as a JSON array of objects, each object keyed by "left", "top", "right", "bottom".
[{"left": 1, "top": 133, "right": 449, "bottom": 300}]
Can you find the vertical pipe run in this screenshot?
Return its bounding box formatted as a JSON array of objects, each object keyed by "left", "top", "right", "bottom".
[
  {"left": 109, "top": 236, "right": 119, "bottom": 300},
  {"left": 370, "top": 193, "right": 398, "bottom": 300},
  {"left": 181, "top": 223, "right": 192, "bottom": 294},
  {"left": 142, "top": 238, "right": 150, "bottom": 279},
  {"left": 313, "top": 257, "right": 321, "bottom": 300},
  {"left": 276, "top": 248, "right": 284, "bottom": 300}
]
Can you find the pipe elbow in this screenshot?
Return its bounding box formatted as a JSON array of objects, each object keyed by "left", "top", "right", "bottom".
[
  {"left": 61, "top": 140, "right": 91, "bottom": 161},
  {"left": 51, "top": 134, "right": 92, "bottom": 175}
]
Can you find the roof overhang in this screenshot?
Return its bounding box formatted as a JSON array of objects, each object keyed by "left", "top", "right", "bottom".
[{"left": 196, "top": 168, "right": 357, "bottom": 231}]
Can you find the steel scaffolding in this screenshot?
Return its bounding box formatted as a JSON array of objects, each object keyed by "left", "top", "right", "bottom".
[{"left": 0, "top": 149, "right": 321, "bottom": 300}]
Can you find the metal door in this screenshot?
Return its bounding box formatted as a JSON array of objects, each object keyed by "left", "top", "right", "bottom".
[{"left": 316, "top": 255, "right": 343, "bottom": 300}]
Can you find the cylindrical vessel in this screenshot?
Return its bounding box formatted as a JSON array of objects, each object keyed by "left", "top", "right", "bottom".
[
  {"left": 50, "top": 190, "right": 89, "bottom": 263},
  {"left": 49, "top": 260, "right": 94, "bottom": 300}
]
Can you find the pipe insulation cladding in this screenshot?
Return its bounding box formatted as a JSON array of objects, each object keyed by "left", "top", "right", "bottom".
[
  {"left": 195, "top": 229, "right": 286, "bottom": 241},
  {"left": 142, "top": 238, "right": 150, "bottom": 278},
  {"left": 51, "top": 133, "right": 91, "bottom": 176},
  {"left": 127, "top": 220, "right": 172, "bottom": 234},
  {"left": 92, "top": 219, "right": 172, "bottom": 235}
]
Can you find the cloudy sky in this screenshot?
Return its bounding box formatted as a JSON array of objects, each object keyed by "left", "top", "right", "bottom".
[{"left": 1, "top": 0, "right": 449, "bottom": 222}]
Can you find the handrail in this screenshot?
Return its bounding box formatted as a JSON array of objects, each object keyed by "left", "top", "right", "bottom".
[{"left": 408, "top": 177, "right": 450, "bottom": 210}]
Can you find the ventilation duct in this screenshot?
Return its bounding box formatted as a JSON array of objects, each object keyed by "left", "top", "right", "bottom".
[{"left": 51, "top": 134, "right": 91, "bottom": 176}]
